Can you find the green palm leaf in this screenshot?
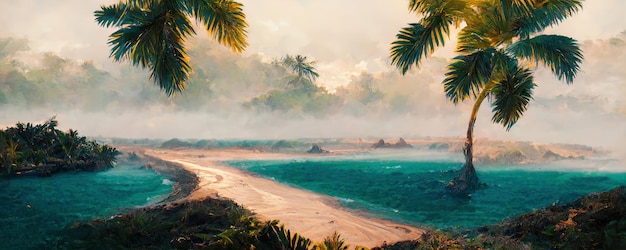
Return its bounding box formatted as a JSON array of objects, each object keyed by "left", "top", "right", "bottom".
[
  {"left": 508, "top": 34, "right": 583, "bottom": 84},
  {"left": 443, "top": 49, "right": 494, "bottom": 104},
  {"left": 106, "top": 2, "right": 193, "bottom": 95},
  {"left": 490, "top": 65, "right": 535, "bottom": 130},
  {"left": 514, "top": 0, "right": 583, "bottom": 39},
  {"left": 292, "top": 55, "right": 319, "bottom": 82},
  {"left": 95, "top": 0, "right": 248, "bottom": 96},
  {"left": 392, "top": 0, "right": 472, "bottom": 74},
  {"left": 390, "top": 16, "right": 453, "bottom": 74},
  {"left": 456, "top": 26, "right": 492, "bottom": 53},
  {"left": 499, "top": 0, "right": 534, "bottom": 16},
  {"left": 94, "top": 2, "right": 130, "bottom": 28},
  {"left": 188, "top": 0, "right": 248, "bottom": 53},
  {"left": 409, "top": 0, "right": 468, "bottom": 18}
]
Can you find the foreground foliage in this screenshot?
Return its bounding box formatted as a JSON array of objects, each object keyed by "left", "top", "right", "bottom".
[
  {"left": 0, "top": 118, "right": 119, "bottom": 176},
  {"left": 375, "top": 186, "right": 626, "bottom": 249},
  {"left": 95, "top": 0, "right": 248, "bottom": 95},
  {"left": 59, "top": 196, "right": 366, "bottom": 250}
]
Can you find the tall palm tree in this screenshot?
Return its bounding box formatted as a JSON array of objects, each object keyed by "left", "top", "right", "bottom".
[
  {"left": 94, "top": 0, "right": 248, "bottom": 96},
  {"left": 390, "top": 0, "right": 584, "bottom": 194}
]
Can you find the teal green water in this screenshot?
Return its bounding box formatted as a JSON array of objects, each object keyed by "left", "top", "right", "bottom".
[
  {"left": 0, "top": 164, "right": 172, "bottom": 249},
  {"left": 226, "top": 152, "right": 626, "bottom": 229}
]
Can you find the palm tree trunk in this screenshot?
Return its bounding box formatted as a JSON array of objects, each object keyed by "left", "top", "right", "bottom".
[{"left": 446, "top": 87, "right": 491, "bottom": 194}]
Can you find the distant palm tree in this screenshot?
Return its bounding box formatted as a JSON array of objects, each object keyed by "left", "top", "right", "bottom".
[
  {"left": 94, "top": 0, "right": 248, "bottom": 96},
  {"left": 281, "top": 54, "right": 319, "bottom": 86},
  {"left": 390, "top": 0, "right": 584, "bottom": 194}
]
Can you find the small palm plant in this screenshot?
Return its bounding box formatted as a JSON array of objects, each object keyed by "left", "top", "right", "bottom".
[
  {"left": 314, "top": 231, "right": 349, "bottom": 250},
  {"left": 390, "top": 0, "right": 584, "bottom": 194}
]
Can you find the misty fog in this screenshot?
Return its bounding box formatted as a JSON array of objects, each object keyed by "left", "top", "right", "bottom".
[
  {"left": 1, "top": 32, "right": 625, "bottom": 149},
  {"left": 0, "top": 1, "right": 624, "bottom": 154}
]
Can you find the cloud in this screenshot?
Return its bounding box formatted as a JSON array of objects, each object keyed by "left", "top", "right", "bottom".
[{"left": 0, "top": 0, "right": 624, "bottom": 151}]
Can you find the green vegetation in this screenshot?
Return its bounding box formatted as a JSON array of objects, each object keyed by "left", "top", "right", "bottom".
[
  {"left": 0, "top": 118, "right": 119, "bottom": 176},
  {"left": 95, "top": 0, "right": 248, "bottom": 96},
  {"left": 377, "top": 186, "right": 626, "bottom": 249},
  {"left": 390, "top": 0, "right": 584, "bottom": 194},
  {"left": 247, "top": 54, "right": 341, "bottom": 116},
  {"left": 57, "top": 186, "right": 626, "bottom": 249},
  {"left": 59, "top": 196, "right": 367, "bottom": 250},
  {"left": 4, "top": 32, "right": 619, "bottom": 121}
]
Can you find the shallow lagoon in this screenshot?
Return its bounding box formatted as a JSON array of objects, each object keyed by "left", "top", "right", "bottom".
[
  {"left": 0, "top": 164, "right": 172, "bottom": 249},
  {"left": 226, "top": 150, "right": 626, "bottom": 229}
]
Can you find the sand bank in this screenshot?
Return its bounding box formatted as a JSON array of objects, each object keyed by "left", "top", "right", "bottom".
[{"left": 140, "top": 148, "right": 424, "bottom": 247}]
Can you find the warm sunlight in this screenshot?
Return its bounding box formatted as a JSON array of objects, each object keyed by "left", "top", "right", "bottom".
[{"left": 0, "top": 0, "right": 625, "bottom": 249}]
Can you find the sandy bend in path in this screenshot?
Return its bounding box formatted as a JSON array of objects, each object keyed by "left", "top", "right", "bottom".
[{"left": 141, "top": 148, "right": 425, "bottom": 248}]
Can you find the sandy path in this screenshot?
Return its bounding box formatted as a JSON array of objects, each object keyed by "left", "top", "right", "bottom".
[{"left": 141, "top": 148, "right": 424, "bottom": 248}]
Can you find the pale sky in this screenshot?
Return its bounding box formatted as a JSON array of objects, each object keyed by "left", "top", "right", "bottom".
[
  {"left": 1, "top": 0, "right": 625, "bottom": 89},
  {"left": 0, "top": 1, "right": 625, "bottom": 148}
]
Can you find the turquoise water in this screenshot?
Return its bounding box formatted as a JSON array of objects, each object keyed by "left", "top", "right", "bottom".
[
  {"left": 226, "top": 151, "right": 626, "bottom": 229},
  {"left": 0, "top": 164, "right": 172, "bottom": 249}
]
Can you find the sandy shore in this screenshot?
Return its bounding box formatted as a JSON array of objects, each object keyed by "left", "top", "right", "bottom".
[{"left": 140, "top": 148, "right": 424, "bottom": 248}]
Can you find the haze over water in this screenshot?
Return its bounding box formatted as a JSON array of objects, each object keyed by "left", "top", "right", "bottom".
[{"left": 0, "top": 1, "right": 624, "bottom": 155}]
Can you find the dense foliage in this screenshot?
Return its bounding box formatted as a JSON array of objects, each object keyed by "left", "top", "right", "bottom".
[
  {"left": 59, "top": 196, "right": 366, "bottom": 250},
  {"left": 57, "top": 186, "right": 626, "bottom": 249},
  {"left": 0, "top": 118, "right": 119, "bottom": 176},
  {"left": 376, "top": 186, "right": 626, "bottom": 249}
]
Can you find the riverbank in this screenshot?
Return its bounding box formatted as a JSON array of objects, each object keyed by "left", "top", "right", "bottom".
[
  {"left": 136, "top": 147, "right": 425, "bottom": 247},
  {"left": 113, "top": 138, "right": 606, "bottom": 247}
]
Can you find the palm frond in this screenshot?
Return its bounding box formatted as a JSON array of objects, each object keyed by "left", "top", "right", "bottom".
[
  {"left": 390, "top": 14, "right": 453, "bottom": 74},
  {"left": 189, "top": 0, "right": 248, "bottom": 53},
  {"left": 409, "top": 0, "right": 468, "bottom": 19},
  {"left": 514, "top": 0, "right": 583, "bottom": 38},
  {"left": 94, "top": 2, "right": 131, "bottom": 28},
  {"left": 490, "top": 49, "right": 518, "bottom": 79},
  {"left": 480, "top": 4, "right": 518, "bottom": 47},
  {"left": 490, "top": 65, "right": 535, "bottom": 130},
  {"left": 281, "top": 54, "right": 296, "bottom": 68},
  {"left": 107, "top": 2, "right": 194, "bottom": 95},
  {"left": 150, "top": 11, "right": 193, "bottom": 95},
  {"left": 293, "top": 55, "right": 319, "bottom": 82},
  {"left": 443, "top": 48, "right": 494, "bottom": 103},
  {"left": 508, "top": 34, "right": 582, "bottom": 84},
  {"left": 456, "top": 26, "right": 491, "bottom": 53},
  {"left": 499, "top": 0, "right": 534, "bottom": 17},
  {"left": 316, "top": 231, "right": 349, "bottom": 250},
  {"left": 408, "top": 0, "right": 444, "bottom": 15}
]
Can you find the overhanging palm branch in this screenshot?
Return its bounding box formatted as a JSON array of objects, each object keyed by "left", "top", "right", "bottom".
[
  {"left": 94, "top": 0, "right": 248, "bottom": 96},
  {"left": 390, "top": 18, "right": 453, "bottom": 74},
  {"left": 187, "top": 0, "right": 248, "bottom": 52}
]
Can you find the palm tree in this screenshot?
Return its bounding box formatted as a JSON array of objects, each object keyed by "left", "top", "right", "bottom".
[
  {"left": 281, "top": 54, "right": 319, "bottom": 87},
  {"left": 94, "top": 0, "right": 248, "bottom": 96},
  {"left": 390, "top": 0, "right": 584, "bottom": 194}
]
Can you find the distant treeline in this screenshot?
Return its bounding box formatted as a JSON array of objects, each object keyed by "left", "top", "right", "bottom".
[
  {"left": 0, "top": 36, "right": 445, "bottom": 117},
  {"left": 1, "top": 32, "right": 625, "bottom": 120},
  {"left": 0, "top": 118, "right": 119, "bottom": 176}
]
